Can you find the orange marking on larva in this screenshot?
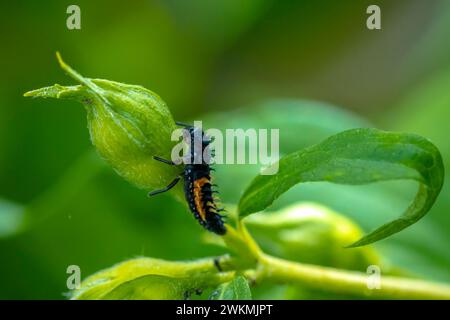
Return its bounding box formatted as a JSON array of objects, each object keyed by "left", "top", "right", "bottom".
[{"left": 193, "top": 177, "right": 210, "bottom": 221}]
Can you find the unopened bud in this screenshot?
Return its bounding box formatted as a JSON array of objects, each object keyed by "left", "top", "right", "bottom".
[{"left": 24, "top": 53, "right": 180, "bottom": 196}]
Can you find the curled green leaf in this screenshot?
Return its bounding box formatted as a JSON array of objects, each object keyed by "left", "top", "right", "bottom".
[
  {"left": 238, "top": 128, "right": 444, "bottom": 247},
  {"left": 24, "top": 53, "right": 181, "bottom": 198}
]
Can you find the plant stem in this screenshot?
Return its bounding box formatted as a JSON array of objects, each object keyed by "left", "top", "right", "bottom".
[
  {"left": 258, "top": 253, "right": 450, "bottom": 299},
  {"left": 227, "top": 222, "right": 450, "bottom": 299}
]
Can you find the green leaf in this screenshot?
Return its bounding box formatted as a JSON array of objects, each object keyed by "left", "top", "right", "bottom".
[
  {"left": 205, "top": 99, "right": 369, "bottom": 203},
  {"left": 102, "top": 275, "right": 192, "bottom": 300},
  {"left": 209, "top": 275, "right": 252, "bottom": 300},
  {"left": 204, "top": 101, "right": 435, "bottom": 278},
  {"left": 385, "top": 66, "right": 450, "bottom": 281},
  {"left": 238, "top": 128, "right": 444, "bottom": 247},
  {"left": 72, "top": 257, "right": 233, "bottom": 300}
]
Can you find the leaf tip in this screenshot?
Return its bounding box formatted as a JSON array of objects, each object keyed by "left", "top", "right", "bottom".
[
  {"left": 55, "top": 51, "right": 76, "bottom": 79},
  {"left": 343, "top": 242, "right": 361, "bottom": 249},
  {"left": 345, "top": 235, "right": 376, "bottom": 248},
  {"left": 55, "top": 51, "right": 63, "bottom": 65},
  {"left": 54, "top": 51, "right": 97, "bottom": 93},
  {"left": 23, "top": 90, "right": 34, "bottom": 97}
]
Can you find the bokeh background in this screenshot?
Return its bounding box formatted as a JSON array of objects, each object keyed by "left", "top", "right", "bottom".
[{"left": 1, "top": 0, "right": 449, "bottom": 299}]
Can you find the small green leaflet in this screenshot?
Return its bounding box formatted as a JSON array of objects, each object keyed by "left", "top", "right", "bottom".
[
  {"left": 209, "top": 276, "right": 252, "bottom": 300},
  {"left": 238, "top": 128, "right": 444, "bottom": 247}
]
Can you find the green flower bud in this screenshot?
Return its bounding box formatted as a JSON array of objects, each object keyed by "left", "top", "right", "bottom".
[
  {"left": 244, "top": 202, "right": 382, "bottom": 271},
  {"left": 24, "top": 53, "right": 180, "bottom": 196}
]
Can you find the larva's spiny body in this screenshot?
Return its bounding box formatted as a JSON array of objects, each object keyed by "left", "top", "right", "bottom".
[{"left": 149, "top": 122, "right": 226, "bottom": 235}]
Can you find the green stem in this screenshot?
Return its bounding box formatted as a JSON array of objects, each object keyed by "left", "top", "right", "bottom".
[
  {"left": 226, "top": 222, "right": 450, "bottom": 299},
  {"left": 257, "top": 253, "right": 450, "bottom": 299}
]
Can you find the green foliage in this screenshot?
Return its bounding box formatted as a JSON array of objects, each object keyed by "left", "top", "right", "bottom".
[
  {"left": 244, "top": 203, "right": 381, "bottom": 271},
  {"left": 239, "top": 128, "right": 444, "bottom": 247},
  {"left": 2, "top": 1, "right": 450, "bottom": 300},
  {"left": 72, "top": 257, "right": 234, "bottom": 300},
  {"left": 204, "top": 101, "right": 450, "bottom": 283},
  {"left": 101, "top": 275, "right": 190, "bottom": 300},
  {"left": 21, "top": 54, "right": 450, "bottom": 300},
  {"left": 204, "top": 99, "right": 369, "bottom": 203},
  {"left": 209, "top": 276, "right": 252, "bottom": 300},
  {"left": 383, "top": 67, "right": 450, "bottom": 283},
  {"left": 24, "top": 54, "right": 181, "bottom": 198}
]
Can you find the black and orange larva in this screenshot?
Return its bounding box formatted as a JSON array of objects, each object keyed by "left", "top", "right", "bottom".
[{"left": 148, "top": 122, "right": 226, "bottom": 235}]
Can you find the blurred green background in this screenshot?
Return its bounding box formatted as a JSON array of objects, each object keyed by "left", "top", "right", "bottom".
[{"left": 1, "top": 0, "right": 449, "bottom": 299}]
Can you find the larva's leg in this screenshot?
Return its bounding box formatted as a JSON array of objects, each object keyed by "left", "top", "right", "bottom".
[
  {"left": 213, "top": 257, "right": 222, "bottom": 272},
  {"left": 153, "top": 156, "right": 177, "bottom": 166},
  {"left": 175, "top": 121, "right": 193, "bottom": 128},
  {"left": 148, "top": 176, "right": 181, "bottom": 197}
]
